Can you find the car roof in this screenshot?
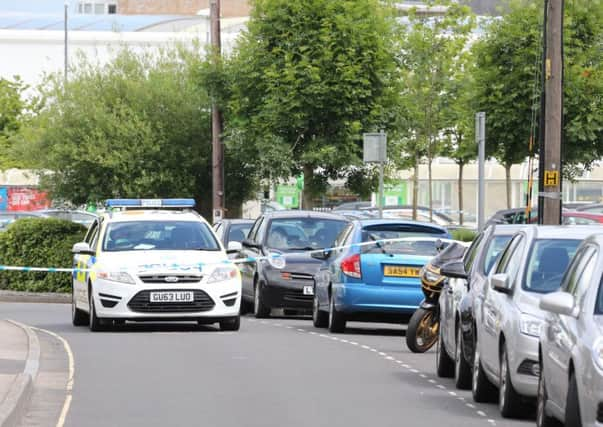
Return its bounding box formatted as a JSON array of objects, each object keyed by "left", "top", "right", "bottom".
[
  {"left": 102, "top": 210, "right": 206, "bottom": 224},
  {"left": 354, "top": 218, "right": 448, "bottom": 233},
  {"left": 581, "top": 233, "right": 603, "bottom": 245},
  {"left": 521, "top": 224, "right": 603, "bottom": 239},
  {"left": 490, "top": 224, "right": 527, "bottom": 235},
  {"left": 262, "top": 210, "right": 348, "bottom": 220}
]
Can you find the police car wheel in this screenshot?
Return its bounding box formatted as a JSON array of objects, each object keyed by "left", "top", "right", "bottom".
[
  {"left": 72, "top": 291, "right": 89, "bottom": 326},
  {"left": 219, "top": 316, "right": 240, "bottom": 331},
  {"left": 89, "top": 291, "right": 107, "bottom": 332}
]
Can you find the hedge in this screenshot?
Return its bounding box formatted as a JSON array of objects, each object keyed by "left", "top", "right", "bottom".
[
  {"left": 451, "top": 228, "right": 478, "bottom": 242},
  {"left": 0, "top": 218, "right": 87, "bottom": 293}
]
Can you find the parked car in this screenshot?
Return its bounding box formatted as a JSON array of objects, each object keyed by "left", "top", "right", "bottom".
[
  {"left": 312, "top": 219, "right": 451, "bottom": 333},
  {"left": 333, "top": 201, "right": 371, "bottom": 211},
  {"left": 471, "top": 225, "right": 595, "bottom": 418},
  {"left": 0, "top": 211, "right": 45, "bottom": 231},
  {"left": 360, "top": 205, "right": 455, "bottom": 228},
  {"left": 213, "top": 219, "right": 254, "bottom": 249},
  {"left": 537, "top": 233, "right": 603, "bottom": 427},
  {"left": 437, "top": 224, "right": 524, "bottom": 389},
  {"left": 38, "top": 209, "right": 98, "bottom": 227},
  {"left": 237, "top": 211, "right": 349, "bottom": 317},
  {"left": 561, "top": 211, "right": 603, "bottom": 225}
]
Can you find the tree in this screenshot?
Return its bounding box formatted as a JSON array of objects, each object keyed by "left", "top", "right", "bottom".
[
  {"left": 15, "top": 47, "right": 256, "bottom": 219},
  {"left": 473, "top": 0, "right": 603, "bottom": 207},
  {"left": 0, "top": 77, "right": 28, "bottom": 170},
  {"left": 225, "top": 0, "right": 400, "bottom": 208},
  {"left": 395, "top": 1, "right": 475, "bottom": 219}
]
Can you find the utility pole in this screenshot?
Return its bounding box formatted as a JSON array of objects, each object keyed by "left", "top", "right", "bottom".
[
  {"left": 539, "top": 0, "right": 563, "bottom": 225},
  {"left": 64, "top": 0, "right": 68, "bottom": 83},
  {"left": 210, "top": 0, "right": 224, "bottom": 223}
]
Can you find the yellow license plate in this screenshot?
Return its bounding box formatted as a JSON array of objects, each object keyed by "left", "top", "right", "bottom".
[{"left": 383, "top": 265, "right": 421, "bottom": 277}]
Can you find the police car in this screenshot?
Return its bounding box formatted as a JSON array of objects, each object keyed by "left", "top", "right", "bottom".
[{"left": 71, "top": 199, "right": 241, "bottom": 331}]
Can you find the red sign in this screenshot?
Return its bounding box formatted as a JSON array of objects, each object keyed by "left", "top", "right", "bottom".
[{"left": 7, "top": 188, "right": 50, "bottom": 211}]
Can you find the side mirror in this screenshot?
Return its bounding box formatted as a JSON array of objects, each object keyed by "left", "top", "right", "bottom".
[
  {"left": 226, "top": 241, "right": 242, "bottom": 254},
  {"left": 491, "top": 273, "right": 512, "bottom": 294},
  {"left": 440, "top": 260, "right": 468, "bottom": 280},
  {"left": 540, "top": 292, "right": 577, "bottom": 317},
  {"left": 311, "top": 250, "right": 331, "bottom": 261},
  {"left": 241, "top": 239, "right": 260, "bottom": 249},
  {"left": 72, "top": 242, "right": 95, "bottom": 256}
]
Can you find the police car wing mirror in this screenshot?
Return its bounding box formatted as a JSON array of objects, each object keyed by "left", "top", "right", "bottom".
[
  {"left": 72, "top": 242, "right": 95, "bottom": 256},
  {"left": 227, "top": 241, "right": 243, "bottom": 254}
]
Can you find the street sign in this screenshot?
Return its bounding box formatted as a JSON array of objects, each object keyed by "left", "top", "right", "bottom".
[
  {"left": 544, "top": 170, "right": 559, "bottom": 187},
  {"left": 213, "top": 208, "right": 223, "bottom": 223},
  {"left": 363, "top": 132, "right": 387, "bottom": 163}
]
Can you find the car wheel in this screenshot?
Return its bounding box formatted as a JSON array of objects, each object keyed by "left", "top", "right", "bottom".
[
  {"left": 312, "top": 293, "right": 328, "bottom": 328},
  {"left": 454, "top": 326, "right": 472, "bottom": 389},
  {"left": 472, "top": 345, "right": 496, "bottom": 403},
  {"left": 565, "top": 372, "right": 582, "bottom": 427},
  {"left": 328, "top": 293, "right": 346, "bottom": 333},
  {"left": 499, "top": 344, "right": 525, "bottom": 417},
  {"left": 253, "top": 281, "right": 270, "bottom": 318},
  {"left": 88, "top": 290, "right": 106, "bottom": 332},
  {"left": 436, "top": 328, "right": 454, "bottom": 378},
  {"left": 537, "top": 371, "right": 562, "bottom": 427},
  {"left": 219, "top": 316, "right": 241, "bottom": 331},
  {"left": 72, "top": 290, "right": 88, "bottom": 326}
]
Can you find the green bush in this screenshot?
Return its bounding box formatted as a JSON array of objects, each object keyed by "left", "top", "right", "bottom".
[
  {"left": 0, "top": 218, "right": 86, "bottom": 293},
  {"left": 451, "top": 228, "right": 478, "bottom": 243}
]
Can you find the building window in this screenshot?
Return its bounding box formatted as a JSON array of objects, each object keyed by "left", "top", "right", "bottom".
[
  {"left": 108, "top": 4, "right": 117, "bottom": 14},
  {"left": 77, "top": 2, "right": 117, "bottom": 14}
]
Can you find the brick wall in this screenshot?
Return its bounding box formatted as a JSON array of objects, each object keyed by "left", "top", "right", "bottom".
[{"left": 117, "top": 0, "right": 251, "bottom": 17}]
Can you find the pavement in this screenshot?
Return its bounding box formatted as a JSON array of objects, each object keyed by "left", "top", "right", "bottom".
[
  {"left": 0, "top": 319, "right": 39, "bottom": 427},
  {"left": 0, "top": 291, "right": 70, "bottom": 304}
]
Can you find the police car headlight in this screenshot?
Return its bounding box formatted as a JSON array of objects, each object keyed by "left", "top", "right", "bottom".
[
  {"left": 98, "top": 271, "right": 136, "bottom": 285},
  {"left": 207, "top": 266, "right": 238, "bottom": 283}
]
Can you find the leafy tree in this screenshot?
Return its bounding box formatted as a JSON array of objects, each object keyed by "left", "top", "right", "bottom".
[
  {"left": 473, "top": 0, "right": 603, "bottom": 207},
  {"left": 225, "top": 0, "right": 400, "bottom": 208},
  {"left": 395, "top": 1, "right": 475, "bottom": 219},
  {"left": 16, "top": 47, "right": 256, "bottom": 219},
  {"left": 0, "top": 77, "right": 28, "bottom": 170}
]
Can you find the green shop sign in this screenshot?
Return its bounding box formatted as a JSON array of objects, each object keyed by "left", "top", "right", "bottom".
[
  {"left": 276, "top": 185, "right": 300, "bottom": 209},
  {"left": 377, "top": 182, "right": 407, "bottom": 206}
]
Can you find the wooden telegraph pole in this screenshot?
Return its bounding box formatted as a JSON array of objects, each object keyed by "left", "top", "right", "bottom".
[
  {"left": 210, "top": 0, "right": 224, "bottom": 223},
  {"left": 540, "top": 0, "right": 563, "bottom": 224}
]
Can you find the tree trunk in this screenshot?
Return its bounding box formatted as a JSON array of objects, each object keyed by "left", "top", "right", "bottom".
[
  {"left": 302, "top": 164, "right": 314, "bottom": 210},
  {"left": 412, "top": 155, "right": 419, "bottom": 220},
  {"left": 505, "top": 164, "right": 512, "bottom": 209},
  {"left": 458, "top": 162, "right": 464, "bottom": 226}
]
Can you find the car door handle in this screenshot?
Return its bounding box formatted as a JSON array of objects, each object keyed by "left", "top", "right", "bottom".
[{"left": 446, "top": 287, "right": 453, "bottom": 295}]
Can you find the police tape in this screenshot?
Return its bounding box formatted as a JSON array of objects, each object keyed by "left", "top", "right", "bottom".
[{"left": 0, "top": 237, "right": 463, "bottom": 273}]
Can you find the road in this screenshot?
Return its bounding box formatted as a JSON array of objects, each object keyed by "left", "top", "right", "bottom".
[{"left": 1, "top": 302, "right": 533, "bottom": 427}]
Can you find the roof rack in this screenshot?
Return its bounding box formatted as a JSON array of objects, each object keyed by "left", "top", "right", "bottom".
[{"left": 105, "top": 199, "right": 196, "bottom": 210}]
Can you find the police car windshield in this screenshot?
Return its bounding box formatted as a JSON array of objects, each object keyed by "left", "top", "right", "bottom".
[{"left": 103, "top": 221, "right": 220, "bottom": 252}]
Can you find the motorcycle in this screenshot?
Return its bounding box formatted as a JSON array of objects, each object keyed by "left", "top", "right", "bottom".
[{"left": 405, "top": 241, "right": 467, "bottom": 353}]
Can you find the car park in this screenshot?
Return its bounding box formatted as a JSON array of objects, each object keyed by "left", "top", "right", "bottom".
[
  {"left": 237, "top": 210, "right": 349, "bottom": 317},
  {"left": 312, "top": 219, "right": 451, "bottom": 333},
  {"left": 71, "top": 199, "right": 242, "bottom": 332},
  {"left": 470, "top": 225, "right": 595, "bottom": 418},
  {"left": 38, "top": 209, "right": 98, "bottom": 227},
  {"left": 537, "top": 233, "right": 603, "bottom": 427},
  {"left": 213, "top": 219, "right": 254, "bottom": 250},
  {"left": 437, "top": 224, "right": 524, "bottom": 389}
]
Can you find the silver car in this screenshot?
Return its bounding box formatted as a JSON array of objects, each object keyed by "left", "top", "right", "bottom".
[
  {"left": 472, "top": 225, "right": 597, "bottom": 418},
  {"left": 438, "top": 224, "right": 523, "bottom": 389},
  {"left": 537, "top": 233, "right": 603, "bottom": 427}
]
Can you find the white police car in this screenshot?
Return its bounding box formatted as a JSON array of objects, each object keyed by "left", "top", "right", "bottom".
[{"left": 71, "top": 199, "right": 241, "bottom": 331}]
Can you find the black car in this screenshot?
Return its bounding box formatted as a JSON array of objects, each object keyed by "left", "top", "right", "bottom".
[
  {"left": 213, "top": 219, "right": 254, "bottom": 249},
  {"left": 437, "top": 224, "right": 525, "bottom": 389},
  {"left": 237, "top": 210, "right": 349, "bottom": 317}
]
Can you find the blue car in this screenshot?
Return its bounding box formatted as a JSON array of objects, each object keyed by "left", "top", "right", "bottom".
[{"left": 312, "top": 219, "right": 451, "bottom": 333}]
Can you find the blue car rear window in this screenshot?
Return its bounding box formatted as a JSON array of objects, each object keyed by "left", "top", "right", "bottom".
[{"left": 361, "top": 224, "right": 447, "bottom": 256}]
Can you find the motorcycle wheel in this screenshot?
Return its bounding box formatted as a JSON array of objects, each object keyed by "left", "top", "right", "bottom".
[{"left": 406, "top": 307, "right": 439, "bottom": 353}]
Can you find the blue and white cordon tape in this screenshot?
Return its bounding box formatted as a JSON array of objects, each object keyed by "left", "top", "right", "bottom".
[{"left": 0, "top": 237, "right": 462, "bottom": 273}]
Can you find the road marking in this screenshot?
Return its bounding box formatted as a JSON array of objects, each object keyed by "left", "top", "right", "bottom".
[
  {"left": 477, "top": 411, "right": 487, "bottom": 417},
  {"left": 385, "top": 356, "right": 395, "bottom": 361},
  {"left": 378, "top": 352, "right": 387, "bottom": 356},
  {"left": 274, "top": 323, "right": 282, "bottom": 327},
  {"left": 466, "top": 403, "right": 476, "bottom": 409},
  {"left": 32, "top": 327, "right": 75, "bottom": 427},
  {"left": 361, "top": 345, "right": 370, "bottom": 349},
  {"left": 296, "top": 328, "right": 305, "bottom": 332},
  {"left": 349, "top": 341, "right": 358, "bottom": 345}
]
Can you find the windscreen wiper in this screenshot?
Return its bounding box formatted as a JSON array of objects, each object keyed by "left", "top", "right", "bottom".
[{"left": 369, "top": 235, "right": 393, "bottom": 257}]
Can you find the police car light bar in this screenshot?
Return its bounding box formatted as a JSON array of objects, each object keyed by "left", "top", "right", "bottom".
[{"left": 105, "top": 199, "right": 196, "bottom": 209}]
